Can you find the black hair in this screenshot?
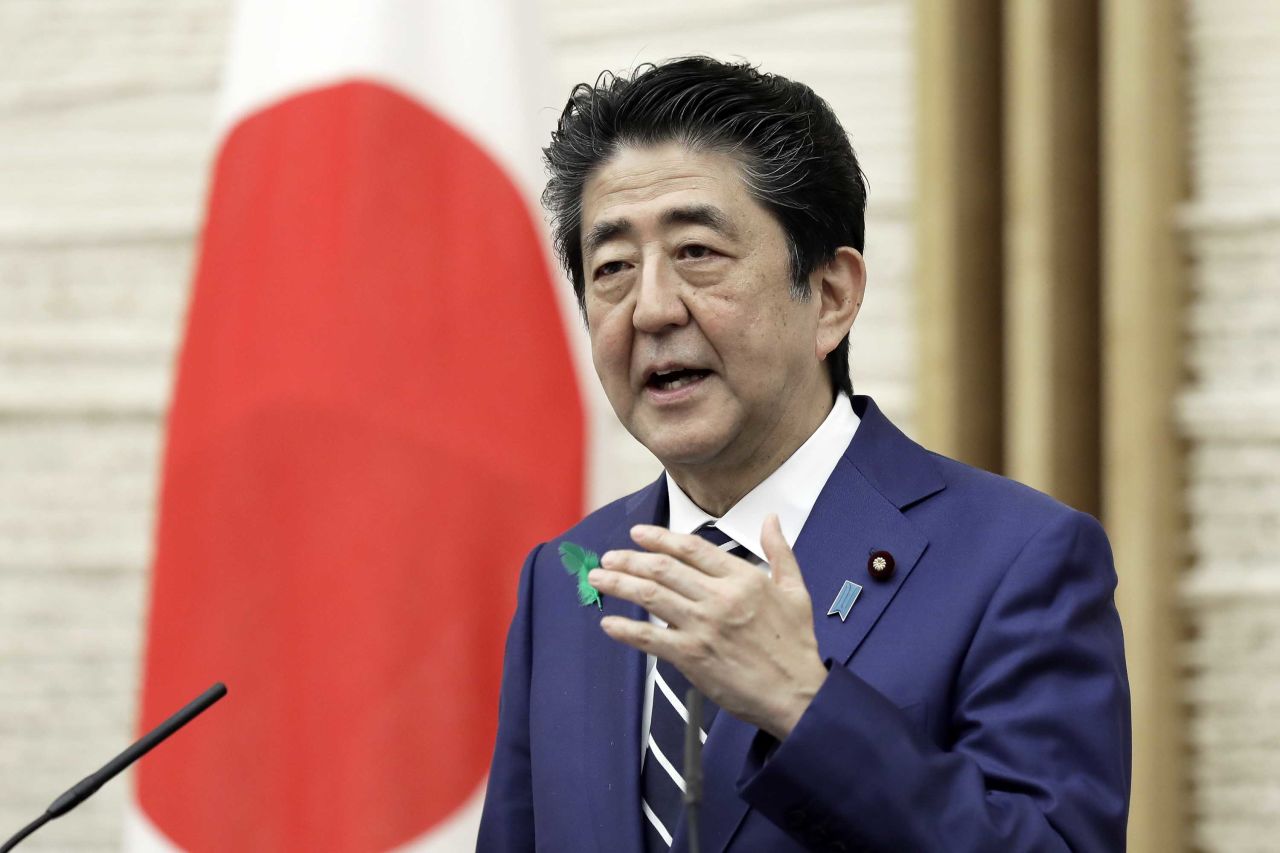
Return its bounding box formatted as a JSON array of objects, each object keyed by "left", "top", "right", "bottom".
[{"left": 542, "top": 56, "right": 867, "bottom": 398}]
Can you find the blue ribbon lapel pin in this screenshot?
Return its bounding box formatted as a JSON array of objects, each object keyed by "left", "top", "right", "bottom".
[{"left": 827, "top": 579, "right": 863, "bottom": 622}]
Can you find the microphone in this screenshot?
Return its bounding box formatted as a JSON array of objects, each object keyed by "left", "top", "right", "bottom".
[
  {"left": 683, "top": 687, "right": 705, "bottom": 853},
  {"left": 1, "top": 682, "right": 228, "bottom": 852}
]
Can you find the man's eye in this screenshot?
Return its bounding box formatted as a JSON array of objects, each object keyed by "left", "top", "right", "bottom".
[
  {"left": 595, "top": 260, "right": 627, "bottom": 278},
  {"left": 680, "top": 244, "right": 715, "bottom": 260}
]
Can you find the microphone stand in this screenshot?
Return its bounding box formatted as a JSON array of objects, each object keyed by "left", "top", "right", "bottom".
[
  {"left": 684, "top": 688, "right": 705, "bottom": 853},
  {"left": 1, "top": 682, "right": 227, "bottom": 852}
]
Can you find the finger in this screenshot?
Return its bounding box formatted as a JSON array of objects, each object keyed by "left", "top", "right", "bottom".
[
  {"left": 761, "top": 513, "right": 803, "bottom": 588},
  {"left": 600, "top": 549, "right": 709, "bottom": 601},
  {"left": 589, "top": 568, "right": 697, "bottom": 625},
  {"left": 599, "top": 614, "right": 686, "bottom": 662},
  {"left": 630, "top": 524, "right": 737, "bottom": 578}
]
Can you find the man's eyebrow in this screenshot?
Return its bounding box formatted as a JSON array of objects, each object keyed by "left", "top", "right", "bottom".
[
  {"left": 659, "top": 204, "right": 739, "bottom": 240},
  {"left": 583, "top": 219, "right": 632, "bottom": 258},
  {"left": 582, "top": 204, "right": 740, "bottom": 258}
]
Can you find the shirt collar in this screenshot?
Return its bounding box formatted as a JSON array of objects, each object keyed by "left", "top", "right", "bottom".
[{"left": 664, "top": 393, "right": 860, "bottom": 561}]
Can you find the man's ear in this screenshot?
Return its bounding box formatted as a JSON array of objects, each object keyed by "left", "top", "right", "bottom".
[{"left": 813, "top": 246, "right": 866, "bottom": 360}]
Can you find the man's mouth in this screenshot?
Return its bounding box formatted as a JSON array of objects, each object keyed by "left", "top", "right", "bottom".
[{"left": 646, "top": 367, "right": 712, "bottom": 392}]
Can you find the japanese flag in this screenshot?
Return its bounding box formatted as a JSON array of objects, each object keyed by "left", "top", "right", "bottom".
[{"left": 129, "top": 1, "right": 585, "bottom": 849}]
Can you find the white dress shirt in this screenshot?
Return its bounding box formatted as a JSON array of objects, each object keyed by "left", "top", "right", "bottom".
[{"left": 639, "top": 393, "right": 860, "bottom": 752}]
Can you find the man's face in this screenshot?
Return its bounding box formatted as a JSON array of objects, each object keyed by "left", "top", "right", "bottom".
[{"left": 580, "top": 142, "right": 832, "bottom": 477}]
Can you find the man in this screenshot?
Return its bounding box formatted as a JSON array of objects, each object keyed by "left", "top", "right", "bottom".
[{"left": 479, "top": 57, "right": 1129, "bottom": 852}]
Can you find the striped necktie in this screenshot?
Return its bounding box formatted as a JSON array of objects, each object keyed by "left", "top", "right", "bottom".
[{"left": 641, "top": 524, "right": 754, "bottom": 850}]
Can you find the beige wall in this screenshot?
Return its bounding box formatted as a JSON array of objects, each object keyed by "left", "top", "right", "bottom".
[
  {"left": 0, "top": 2, "right": 228, "bottom": 848},
  {"left": 1181, "top": 1, "right": 1280, "bottom": 849}
]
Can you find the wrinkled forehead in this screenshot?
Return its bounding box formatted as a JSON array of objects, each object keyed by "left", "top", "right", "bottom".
[{"left": 578, "top": 143, "right": 758, "bottom": 247}]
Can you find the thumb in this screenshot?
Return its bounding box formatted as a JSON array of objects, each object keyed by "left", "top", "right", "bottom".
[{"left": 762, "top": 513, "right": 804, "bottom": 590}]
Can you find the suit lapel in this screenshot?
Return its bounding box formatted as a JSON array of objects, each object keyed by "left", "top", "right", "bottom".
[
  {"left": 681, "top": 397, "right": 944, "bottom": 852},
  {"left": 585, "top": 479, "right": 667, "bottom": 853},
  {"left": 806, "top": 396, "right": 944, "bottom": 668},
  {"left": 798, "top": 456, "right": 929, "bottom": 669}
]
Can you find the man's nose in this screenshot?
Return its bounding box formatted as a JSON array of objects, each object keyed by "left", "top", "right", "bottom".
[{"left": 632, "top": 257, "right": 688, "bottom": 333}]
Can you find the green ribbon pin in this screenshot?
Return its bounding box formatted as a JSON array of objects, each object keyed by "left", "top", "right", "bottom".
[{"left": 559, "top": 542, "right": 603, "bottom": 610}]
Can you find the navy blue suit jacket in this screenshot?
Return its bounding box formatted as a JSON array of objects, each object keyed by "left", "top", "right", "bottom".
[{"left": 478, "top": 396, "right": 1130, "bottom": 852}]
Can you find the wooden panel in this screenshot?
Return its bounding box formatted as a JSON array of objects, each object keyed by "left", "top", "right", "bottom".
[
  {"left": 1101, "top": 0, "right": 1188, "bottom": 849},
  {"left": 915, "top": 0, "right": 1003, "bottom": 471},
  {"left": 1003, "top": 0, "right": 1100, "bottom": 514}
]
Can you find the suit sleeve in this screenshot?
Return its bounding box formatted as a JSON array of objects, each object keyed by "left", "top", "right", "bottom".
[
  {"left": 477, "top": 544, "right": 541, "bottom": 852},
  {"left": 737, "top": 510, "right": 1131, "bottom": 852}
]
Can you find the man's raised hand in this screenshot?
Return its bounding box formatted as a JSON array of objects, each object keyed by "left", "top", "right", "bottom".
[{"left": 589, "top": 514, "right": 828, "bottom": 740}]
